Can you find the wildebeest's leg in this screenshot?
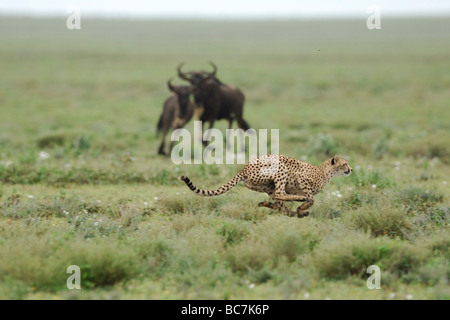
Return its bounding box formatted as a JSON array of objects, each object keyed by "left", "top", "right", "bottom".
[
  {"left": 168, "top": 125, "right": 186, "bottom": 157},
  {"left": 203, "top": 120, "right": 215, "bottom": 146},
  {"left": 228, "top": 118, "right": 233, "bottom": 129},
  {"left": 158, "top": 127, "right": 169, "bottom": 156},
  {"left": 158, "top": 141, "right": 165, "bottom": 155},
  {"left": 168, "top": 129, "right": 178, "bottom": 157},
  {"left": 235, "top": 109, "right": 250, "bottom": 131},
  {"left": 226, "top": 118, "right": 233, "bottom": 150},
  {"left": 235, "top": 115, "right": 251, "bottom": 153}
]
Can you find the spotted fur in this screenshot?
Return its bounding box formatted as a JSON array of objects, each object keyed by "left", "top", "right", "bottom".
[{"left": 179, "top": 154, "right": 352, "bottom": 218}]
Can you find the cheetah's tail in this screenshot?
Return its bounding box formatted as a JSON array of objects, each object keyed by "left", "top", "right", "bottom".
[{"left": 178, "top": 173, "right": 244, "bottom": 196}]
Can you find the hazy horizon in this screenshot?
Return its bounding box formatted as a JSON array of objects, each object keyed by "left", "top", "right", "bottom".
[{"left": 1, "top": 0, "right": 450, "bottom": 19}]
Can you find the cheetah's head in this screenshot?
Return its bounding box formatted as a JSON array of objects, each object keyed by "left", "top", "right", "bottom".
[{"left": 330, "top": 155, "right": 352, "bottom": 177}]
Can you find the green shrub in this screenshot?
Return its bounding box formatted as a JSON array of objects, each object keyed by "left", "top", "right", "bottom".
[
  {"left": 340, "top": 189, "right": 385, "bottom": 209},
  {"left": 384, "top": 243, "right": 431, "bottom": 282},
  {"left": 351, "top": 168, "right": 394, "bottom": 190},
  {"left": 312, "top": 234, "right": 383, "bottom": 279},
  {"left": 72, "top": 135, "right": 91, "bottom": 156},
  {"left": 137, "top": 239, "right": 174, "bottom": 275},
  {"left": 225, "top": 217, "right": 323, "bottom": 274},
  {"left": 220, "top": 201, "right": 267, "bottom": 222},
  {"left": 397, "top": 186, "right": 443, "bottom": 214},
  {"left": 306, "top": 133, "right": 339, "bottom": 158},
  {"left": 312, "top": 234, "right": 431, "bottom": 281},
  {"left": 37, "top": 132, "right": 68, "bottom": 149},
  {"left": 401, "top": 135, "right": 450, "bottom": 163},
  {"left": 0, "top": 225, "right": 143, "bottom": 290},
  {"left": 426, "top": 230, "right": 450, "bottom": 259},
  {"left": 225, "top": 240, "right": 273, "bottom": 274},
  {"left": 157, "top": 193, "right": 220, "bottom": 215},
  {"left": 0, "top": 165, "right": 152, "bottom": 185},
  {"left": 346, "top": 205, "right": 413, "bottom": 239},
  {"left": 66, "top": 240, "right": 142, "bottom": 287},
  {"left": 414, "top": 257, "right": 449, "bottom": 286},
  {"left": 372, "top": 136, "right": 389, "bottom": 160},
  {"left": 216, "top": 221, "right": 249, "bottom": 246}
]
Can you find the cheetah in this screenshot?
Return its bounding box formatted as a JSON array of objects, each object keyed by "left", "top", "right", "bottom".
[{"left": 179, "top": 154, "right": 352, "bottom": 218}]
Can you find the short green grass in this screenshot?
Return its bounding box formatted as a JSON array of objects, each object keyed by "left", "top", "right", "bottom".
[{"left": 0, "top": 17, "right": 449, "bottom": 300}]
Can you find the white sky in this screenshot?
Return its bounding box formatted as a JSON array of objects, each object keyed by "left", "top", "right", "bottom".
[{"left": 1, "top": 0, "right": 450, "bottom": 18}]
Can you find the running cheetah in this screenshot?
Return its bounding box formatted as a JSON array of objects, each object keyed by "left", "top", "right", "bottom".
[{"left": 179, "top": 154, "right": 352, "bottom": 218}]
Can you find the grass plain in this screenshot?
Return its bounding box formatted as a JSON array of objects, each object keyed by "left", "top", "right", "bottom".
[{"left": 0, "top": 17, "right": 449, "bottom": 299}]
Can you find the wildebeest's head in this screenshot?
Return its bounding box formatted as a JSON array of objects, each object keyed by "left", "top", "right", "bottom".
[
  {"left": 177, "top": 62, "right": 217, "bottom": 87},
  {"left": 178, "top": 62, "right": 219, "bottom": 108},
  {"left": 167, "top": 79, "right": 193, "bottom": 118}
]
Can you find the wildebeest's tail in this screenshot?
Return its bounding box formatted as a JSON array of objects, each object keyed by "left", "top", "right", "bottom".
[
  {"left": 179, "top": 173, "right": 244, "bottom": 196},
  {"left": 156, "top": 114, "right": 163, "bottom": 135}
]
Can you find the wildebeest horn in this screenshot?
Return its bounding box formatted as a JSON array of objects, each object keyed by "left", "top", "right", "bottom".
[
  {"left": 208, "top": 61, "right": 217, "bottom": 77},
  {"left": 177, "top": 62, "right": 191, "bottom": 81},
  {"left": 167, "top": 78, "right": 175, "bottom": 92}
]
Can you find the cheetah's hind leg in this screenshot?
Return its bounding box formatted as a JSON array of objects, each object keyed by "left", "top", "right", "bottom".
[
  {"left": 258, "top": 200, "right": 297, "bottom": 217},
  {"left": 295, "top": 197, "right": 314, "bottom": 218},
  {"left": 296, "top": 207, "right": 310, "bottom": 218}
]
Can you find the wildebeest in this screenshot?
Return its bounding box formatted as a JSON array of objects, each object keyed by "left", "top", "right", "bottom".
[
  {"left": 156, "top": 79, "right": 195, "bottom": 156},
  {"left": 177, "top": 62, "right": 251, "bottom": 143}
]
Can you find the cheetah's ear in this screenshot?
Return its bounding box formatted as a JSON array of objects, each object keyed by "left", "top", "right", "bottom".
[{"left": 331, "top": 155, "right": 339, "bottom": 165}]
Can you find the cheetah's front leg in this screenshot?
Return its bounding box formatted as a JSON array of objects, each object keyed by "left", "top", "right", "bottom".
[
  {"left": 258, "top": 200, "right": 299, "bottom": 218},
  {"left": 272, "top": 177, "right": 307, "bottom": 202},
  {"left": 296, "top": 196, "right": 314, "bottom": 218}
]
